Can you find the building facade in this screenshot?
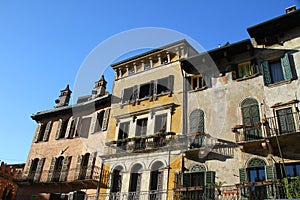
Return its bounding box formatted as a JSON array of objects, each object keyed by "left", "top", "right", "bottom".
[{"left": 18, "top": 6, "right": 300, "bottom": 200}]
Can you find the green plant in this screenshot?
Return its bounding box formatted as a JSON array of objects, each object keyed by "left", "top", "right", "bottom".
[
  {"left": 212, "top": 181, "right": 226, "bottom": 195},
  {"left": 283, "top": 177, "right": 300, "bottom": 198}
]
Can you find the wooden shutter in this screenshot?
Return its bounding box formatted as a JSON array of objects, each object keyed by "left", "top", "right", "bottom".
[
  {"left": 43, "top": 121, "right": 52, "bottom": 141},
  {"left": 102, "top": 108, "right": 110, "bottom": 131},
  {"left": 90, "top": 112, "right": 98, "bottom": 134},
  {"left": 168, "top": 75, "right": 174, "bottom": 96},
  {"left": 24, "top": 159, "right": 33, "bottom": 180},
  {"left": 33, "top": 158, "right": 45, "bottom": 182},
  {"left": 261, "top": 60, "right": 271, "bottom": 85},
  {"left": 48, "top": 157, "right": 56, "bottom": 182},
  {"left": 55, "top": 119, "right": 63, "bottom": 140},
  {"left": 182, "top": 173, "right": 190, "bottom": 187},
  {"left": 33, "top": 123, "right": 42, "bottom": 143},
  {"left": 132, "top": 85, "right": 139, "bottom": 102},
  {"left": 239, "top": 168, "right": 248, "bottom": 183},
  {"left": 153, "top": 80, "right": 158, "bottom": 100},
  {"left": 205, "top": 171, "right": 215, "bottom": 185},
  {"left": 265, "top": 165, "right": 274, "bottom": 181},
  {"left": 120, "top": 89, "right": 124, "bottom": 104},
  {"left": 65, "top": 118, "right": 73, "bottom": 139},
  {"left": 60, "top": 156, "right": 72, "bottom": 182},
  {"left": 281, "top": 53, "right": 293, "bottom": 80},
  {"left": 74, "top": 155, "right": 83, "bottom": 180},
  {"left": 85, "top": 152, "right": 96, "bottom": 179}
]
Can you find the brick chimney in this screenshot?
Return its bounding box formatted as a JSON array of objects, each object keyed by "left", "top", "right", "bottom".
[{"left": 55, "top": 85, "right": 72, "bottom": 107}]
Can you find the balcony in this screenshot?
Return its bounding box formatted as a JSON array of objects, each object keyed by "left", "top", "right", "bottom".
[
  {"left": 99, "top": 190, "right": 168, "bottom": 200},
  {"left": 19, "top": 166, "right": 102, "bottom": 192}
]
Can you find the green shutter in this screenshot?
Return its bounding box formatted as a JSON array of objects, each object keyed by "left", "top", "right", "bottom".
[
  {"left": 55, "top": 119, "right": 63, "bottom": 140},
  {"left": 265, "top": 165, "right": 274, "bottom": 181},
  {"left": 102, "top": 108, "right": 110, "bottom": 131},
  {"left": 281, "top": 53, "right": 293, "bottom": 81},
  {"left": 60, "top": 156, "right": 72, "bottom": 182},
  {"left": 33, "top": 158, "right": 45, "bottom": 182},
  {"left": 85, "top": 152, "right": 96, "bottom": 179},
  {"left": 74, "top": 155, "right": 83, "bottom": 180},
  {"left": 261, "top": 60, "right": 271, "bottom": 85},
  {"left": 48, "top": 157, "right": 56, "bottom": 182},
  {"left": 33, "top": 124, "right": 42, "bottom": 143},
  {"left": 43, "top": 121, "right": 52, "bottom": 141},
  {"left": 24, "top": 159, "right": 33, "bottom": 180},
  {"left": 182, "top": 173, "right": 190, "bottom": 187},
  {"left": 239, "top": 168, "right": 248, "bottom": 183},
  {"left": 90, "top": 112, "right": 98, "bottom": 134},
  {"left": 65, "top": 118, "right": 73, "bottom": 139},
  {"left": 205, "top": 171, "right": 215, "bottom": 185}
]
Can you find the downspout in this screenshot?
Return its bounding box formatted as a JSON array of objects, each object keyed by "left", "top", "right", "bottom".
[{"left": 96, "top": 158, "right": 104, "bottom": 200}]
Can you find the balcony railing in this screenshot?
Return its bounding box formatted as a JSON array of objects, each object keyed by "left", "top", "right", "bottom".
[
  {"left": 232, "top": 123, "right": 263, "bottom": 143},
  {"left": 264, "top": 112, "right": 300, "bottom": 137},
  {"left": 21, "top": 166, "right": 100, "bottom": 183},
  {"left": 99, "top": 190, "right": 168, "bottom": 200}
]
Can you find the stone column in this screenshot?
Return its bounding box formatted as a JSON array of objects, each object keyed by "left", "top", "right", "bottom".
[
  {"left": 166, "top": 52, "right": 170, "bottom": 63},
  {"left": 149, "top": 57, "right": 153, "bottom": 68},
  {"left": 157, "top": 54, "right": 161, "bottom": 65},
  {"left": 140, "top": 169, "right": 151, "bottom": 200},
  {"left": 120, "top": 171, "right": 130, "bottom": 195}
]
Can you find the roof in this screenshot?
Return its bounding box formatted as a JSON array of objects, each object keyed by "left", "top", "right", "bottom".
[
  {"left": 111, "top": 39, "right": 198, "bottom": 68},
  {"left": 31, "top": 94, "right": 111, "bottom": 121},
  {"left": 247, "top": 9, "right": 300, "bottom": 44}
]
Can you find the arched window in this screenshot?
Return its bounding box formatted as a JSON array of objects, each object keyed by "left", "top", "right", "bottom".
[
  {"left": 53, "top": 156, "right": 64, "bottom": 182},
  {"left": 129, "top": 164, "right": 143, "bottom": 195},
  {"left": 111, "top": 166, "right": 124, "bottom": 193},
  {"left": 241, "top": 98, "right": 262, "bottom": 141},
  {"left": 150, "top": 161, "right": 164, "bottom": 199},
  {"left": 189, "top": 109, "right": 205, "bottom": 148},
  {"left": 79, "top": 153, "right": 90, "bottom": 180},
  {"left": 28, "top": 158, "right": 39, "bottom": 181}
]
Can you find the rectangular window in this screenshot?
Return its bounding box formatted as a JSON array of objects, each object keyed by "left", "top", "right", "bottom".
[
  {"left": 136, "top": 118, "right": 148, "bottom": 136},
  {"left": 118, "top": 122, "right": 130, "bottom": 140},
  {"left": 237, "top": 61, "right": 257, "bottom": 78},
  {"left": 157, "top": 77, "right": 169, "bottom": 94},
  {"left": 59, "top": 120, "right": 68, "bottom": 138},
  {"left": 154, "top": 114, "right": 167, "bottom": 133},
  {"left": 276, "top": 107, "right": 296, "bottom": 135},
  {"left": 139, "top": 83, "right": 151, "bottom": 99},
  {"left": 269, "top": 60, "right": 284, "bottom": 83},
  {"left": 123, "top": 87, "right": 133, "bottom": 103},
  {"left": 190, "top": 75, "right": 206, "bottom": 90}
]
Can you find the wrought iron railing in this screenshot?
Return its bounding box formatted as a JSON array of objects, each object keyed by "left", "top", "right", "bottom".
[
  {"left": 21, "top": 166, "right": 101, "bottom": 183},
  {"left": 264, "top": 112, "right": 300, "bottom": 137}
]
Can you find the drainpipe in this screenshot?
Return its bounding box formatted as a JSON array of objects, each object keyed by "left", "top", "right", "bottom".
[{"left": 96, "top": 157, "right": 105, "bottom": 200}]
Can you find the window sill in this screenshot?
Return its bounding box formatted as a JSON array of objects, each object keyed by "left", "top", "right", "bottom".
[
  {"left": 235, "top": 73, "right": 259, "bottom": 82},
  {"left": 266, "top": 79, "right": 292, "bottom": 88},
  {"left": 188, "top": 86, "right": 207, "bottom": 93}
]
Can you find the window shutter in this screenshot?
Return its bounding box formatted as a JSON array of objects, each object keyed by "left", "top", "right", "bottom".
[
  {"left": 102, "top": 108, "right": 110, "bottom": 131},
  {"left": 261, "top": 60, "right": 271, "bottom": 85},
  {"left": 265, "top": 165, "right": 274, "bottom": 181},
  {"left": 281, "top": 53, "right": 293, "bottom": 80},
  {"left": 120, "top": 89, "right": 124, "bottom": 104},
  {"left": 60, "top": 156, "right": 72, "bottom": 182},
  {"left": 153, "top": 80, "right": 158, "bottom": 100},
  {"left": 239, "top": 168, "right": 248, "bottom": 183},
  {"left": 90, "top": 112, "right": 98, "bottom": 134},
  {"left": 182, "top": 173, "right": 190, "bottom": 187},
  {"left": 48, "top": 157, "right": 56, "bottom": 182},
  {"left": 24, "top": 159, "right": 33, "bottom": 180},
  {"left": 65, "top": 118, "right": 73, "bottom": 139},
  {"left": 149, "top": 80, "right": 154, "bottom": 97},
  {"left": 136, "top": 173, "right": 142, "bottom": 192},
  {"left": 205, "top": 171, "right": 215, "bottom": 185},
  {"left": 55, "top": 119, "right": 63, "bottom": 140},
  {"left": 85, "top": 152, "right": 96, "bottom": 179},
  {"left": 74, "top": 155, "right": 82, "bottom": 180},
  {"left": 168, "top": 75, "right": 174, "bottom": 96},
  {"left": 33, "top": 124, "right": 42, "bottom": 143},
  {"left": 132, "top": 85, "right": 139, "bottom": 102},
  {"left": 158, "top": 172, "right": 164, "bottom": 191},
  {"left": 74, "top": 117, "right": 81, "bottom": 138},
  {"left": 43, "top": 121, "right": 52, "bottom": 141},
  {"left": 33, "top": 158, "right": 45, "bottom": 182}
]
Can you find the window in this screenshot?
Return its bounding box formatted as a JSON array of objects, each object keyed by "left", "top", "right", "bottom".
[
  {"left": 190, "top": 75, "right": 206, "bottom": 90},
  {"left": 28, "top": 158, "right": 39, "bottom": 181},
  {"left": 56, "top": 119, "right": 69, "bottom": 139},
  {"left": 34, "top": 121, "right": 52, "bottom": 142},
  {"left": 237, "top": 61, "right": 257, "bottom": 78},
  {"left": 139, "top": 83, "right": 151, "bottom": 99},
  {"left": 276, "top": 107, "right": 296, "bottom": 135},
  {"left": 53, "top": 156, "right": 64, "bottom": 182},
  {"left": 48, "top": 156, "right": 72, "bottom": 182},
  {"left": 241, "top": 98, "right": 262, "bottom": 141},
  {"left": 111, "top": 166, "right": 123, "bottom": 193},
  {"left": 129, "top": 164, "right": 143, "bottom": 194},
  {"left": 189, "top": 109, "right": 205, "bottom": 148},
  {"left": 261, "top": 53, "right": 295, "bottom": 85},
  {"left": 118, "top": 122, "right": 130, "bottom": 140},
  {"left": 94, "top": 111, "right": 104, "bottom": 132},
  {"left": 154, "top": 114, "right": 167, "bottom": 133},
  {"left": 285, "top": 163, "right": 300, "bottom": 177},
  {"left": 136, "top": 118, "right": 148, "bottom": 137},
  {"left": 120, "top": 75, "right": 174, "bottom": 104},
  {"left": 26, "top": 158, "right": 45, "bottom": 182},
  {"left": 150, "top": 162, "right": 164, "bottom": 199}
]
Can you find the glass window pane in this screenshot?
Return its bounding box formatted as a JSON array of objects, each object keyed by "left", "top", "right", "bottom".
[{"left": 286, "top": 165, "right": 295, "bottom": 177}]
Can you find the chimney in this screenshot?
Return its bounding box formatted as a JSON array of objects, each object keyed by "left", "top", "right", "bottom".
[
  {"left": 55, "top": 85, "right": 72, "bottom": 107},
  {"left": 286, "top": 5, "right": 296, "bottom": 14},
  {"left": 91, "top": 75, "right": 107, "bottom": 99}
]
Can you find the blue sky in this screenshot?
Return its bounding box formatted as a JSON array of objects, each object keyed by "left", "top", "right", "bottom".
[{"left": 0, "top": 0, "right": 299, "bottom": 164}]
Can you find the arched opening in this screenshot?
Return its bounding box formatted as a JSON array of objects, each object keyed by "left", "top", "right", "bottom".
[
  {"left": 53, "top": 156, "right": 64, "bottom": 181},
  {"left": 129, "top": 164, "right": 143, "bottom": 196},
  {"left": 79, "top": 153, "right": 90, "bottom": 180},
  {"left": 150, "top": 161, "right": 164, "bottom": 199},
  {"left": 241, "top": 98, "right": 262, "bottom": 141},
  {"left": 111, "top": 166, "right": 124, "bottom": 194},
  {"left": 29, "top": 158, "right": 39, "bottom": 181},
  {"left": 189, "top": 109, "right": 205, "bottom": 148}
]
